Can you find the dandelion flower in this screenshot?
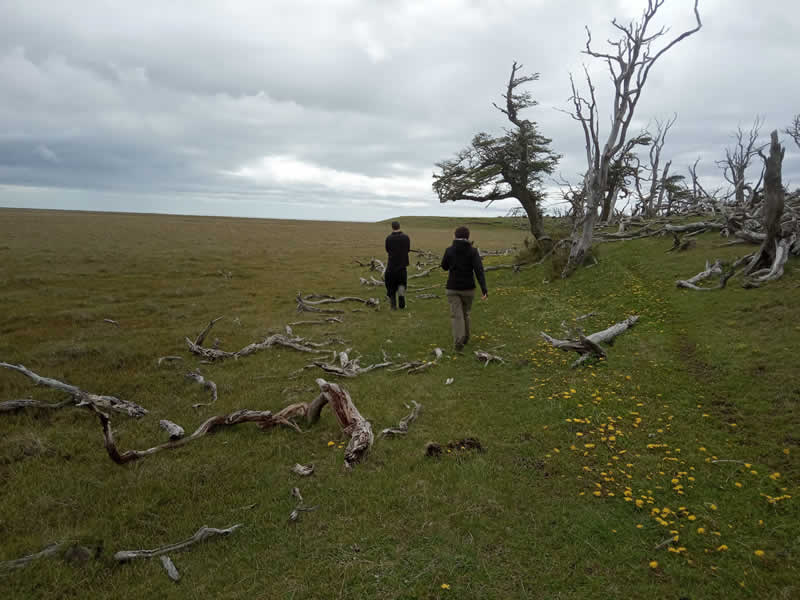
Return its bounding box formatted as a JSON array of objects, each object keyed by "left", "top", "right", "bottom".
[
  {"left": 649, "top": 560, "right": 658, "bottom": 569},
  {"left": 717, "top": 545, "right": 728, "bottom": 551},
  {"left": 327, "top": 441, "right": 335, "bottom": 447},
  {"left": 441, "top": 583, "right": 451, "bottom": 590},
  {"left": 754, "top": 550, "right": 765, "bottom": 557}
]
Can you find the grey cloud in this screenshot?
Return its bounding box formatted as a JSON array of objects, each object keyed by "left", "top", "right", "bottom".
[{"left": 0, "top": 0, "right": 798, "bottom": 222}]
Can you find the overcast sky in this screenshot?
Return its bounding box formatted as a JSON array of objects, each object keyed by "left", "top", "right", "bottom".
[{"left": 1, "top": 0, "right": 797, "bottom": 222}]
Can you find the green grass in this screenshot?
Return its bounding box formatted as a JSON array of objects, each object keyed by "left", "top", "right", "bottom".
[{"left": 0, "top": 208, "right": 797, "bottom": 599}]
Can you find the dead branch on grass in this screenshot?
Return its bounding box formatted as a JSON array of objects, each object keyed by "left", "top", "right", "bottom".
[
  {"left": 0, "top": 397, "right": 73, "bottom": 413},
  {"left": 541, "top": 316, "right": 639, "bottom": 367},
  {"left": 114, "top": 524, "right": 242, "bottom": 562},
  {"left": 159, "top": 420, "right": 185, "bottom": 440},
  {"left": 0, "top": 362, "right": 147, "bottom": 418},
  {"left": 0, "top": 542, "right": 64, "bottom": 570},
  {"left": 186, "top": 370, "right": 218, "bottom": 408},
  {"left": 316, "top": 378, "right": 373, "bottom": 469},
  {"left": 380, "top": 401, "right": 422, "bottom": 437}
]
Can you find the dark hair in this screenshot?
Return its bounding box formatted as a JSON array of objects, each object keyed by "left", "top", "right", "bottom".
[
  {"left": 454, "top": 225, "right": 470, "bottom": 239},
  {"left": 391, "top": 221, "right": 400, "bottom": 230}
]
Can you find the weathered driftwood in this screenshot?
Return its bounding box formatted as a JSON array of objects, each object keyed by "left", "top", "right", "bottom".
[
  {"left": 676, "top": 259, "right": 734, "bottom": 291},
  {"left": 541, "top": 316, "right": 640, "bottom": 367},
  {"left": 300, "top": 294, "right": 379, "bottom": 308},
  {"left": 380, "top": 401, "right": 422, "bottom": 437},
  {"left": 0, "top": 397, "right": 73, "bottom": 413},
  {"left": 0, "top": 362, "right": 147, "bottom": 418},
  {"left": 186, "top": 317, "right": 330, "bottom": 361},
  {"left": 474, "top": 350, "right": 505, "bottom": 366},
  {"left": 160, "top": 555, "right": 181, "bottom": 582},
  {"left": 316, "top": 378, "right": 373, "bottom": 469},
  {"left": 114, "top": 524, "right": 242, "bottom": 562},
  {"left": 359, "top": 276, "right": 384, "bottom": 287},
  {"left": 389, "top": 348, "right": 444, "bottom": 374},
  {"left": 0, "top": 542, "right": 64, "bottom": 570},
  {"left": 415, "top": 293, "right": 440, "bottom": 299},
  {"left": 291, "top": 463, "right": 314, "bottom": 476},
  {"left": 186, "top": 370, "right": 218, "bottom": 408},
  {"left": 288, "top": 487, "right": 318, "bottom": 522},
  {"left": 288, "top": 317, "right": 343, "bottom": 326},
  {"left": 295, "top": 294, "right": 345, "bottom": 314},
  {"left": 103, "top": 318, "right": 120, "bottom": 326},
  {"left": 94, "top": 403, "right": 308, "bottom": 465},
  {"left": 312, "top": 350, "right": 392, "bottom": 378},
  {"left": 743, "top": 233, "right": 796, "bottom": 288},
  {"left": 664, "top": 222, "right": 724, "bottom": 233},
  {"left": 159, "top": 420, "right": 185, "bottom": 440}
]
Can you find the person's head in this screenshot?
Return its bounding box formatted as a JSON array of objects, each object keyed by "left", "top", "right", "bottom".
[
  {"left": 454, "top": 225, "right": 470, "bottom": 240},
  {"left": 391, "top": 221, "right": 400, "bottom": 231}
]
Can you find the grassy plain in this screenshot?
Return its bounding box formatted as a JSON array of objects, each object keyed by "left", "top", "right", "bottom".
[{"left": 0, "top": 207, "right": 797, "bottom": 599}]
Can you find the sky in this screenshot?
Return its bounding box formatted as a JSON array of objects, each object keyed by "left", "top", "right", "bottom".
[{"left": 1, "top": 0, "right": 798, "bottom": 222}]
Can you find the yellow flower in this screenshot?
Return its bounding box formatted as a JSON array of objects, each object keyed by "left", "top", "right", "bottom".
[
  {"left": 327, "top": 441, "right": 335, "bottom": 447},
  {"left": 754, "top": 550, "right": 765, "bottom": 557},
  {"left": 697, "top": 527, "right": 706, "bottom": 534},
  {"left": 735, "top": 482, "right": 743, "bottom": 488},
  {"left": 441, "top": 584, "right": 451, "bottom": 590},
  {"left": 709, "top": 504, "right": 717, "bottom": 511},
  {"left": 649, "top": 560, "right": 658, "bottom": 569},
  {"left": 717, "top": 545, "right": 728, "bottom": 551},
  {"left": 770, "top": 472, "right": 781, "bottom": 480}
]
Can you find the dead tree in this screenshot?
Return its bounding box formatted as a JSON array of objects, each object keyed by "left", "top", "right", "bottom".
[
  {"left": 638, "top": 114, "right": 677, "bottom": 217},
  {"left": 716, "top": 117, "right": 764, "bottom": 206},
  {"left": 433, "top": 62, "right": 560, "bottom": 240},
  {"left": 743, "top": 130, "right": 789, "bottom": 286},
  {"left": 785, "top": 114, "right": 800, "bottom": 149},
  {"left": 541, "top": 316, "right": 639, "bottom": 367},
  {"left": 562, "top": 0, "right": 702, "bottom": 277}
]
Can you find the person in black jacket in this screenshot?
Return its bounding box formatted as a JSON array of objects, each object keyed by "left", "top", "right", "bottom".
[
  {"left": 441, "top": 225, "right": 488, "bottom": 351},
  {"left": 385, "top": 221, "right": 411, "bottom": 310}
]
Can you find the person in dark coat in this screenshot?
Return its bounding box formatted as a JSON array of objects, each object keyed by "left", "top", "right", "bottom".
[
  {"left": 440, "top": 225, "right": 488, "bottom": 350},
  {"left": 385, "top": 221, "right": 411, "bottom": 310}
]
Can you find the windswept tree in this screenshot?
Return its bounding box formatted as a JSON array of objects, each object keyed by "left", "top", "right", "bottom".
[
  {"left": 562, "top": 0, "right": 702, "bottom": 277},
  {"left": 432, "top": 62, "right": 560, "bottom": 240}
]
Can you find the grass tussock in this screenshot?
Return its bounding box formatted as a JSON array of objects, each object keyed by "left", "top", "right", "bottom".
[{"left": 0, "top": 208, "right": 798, "bottom": 600}]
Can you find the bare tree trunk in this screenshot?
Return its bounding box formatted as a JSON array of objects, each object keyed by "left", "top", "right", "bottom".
[
  {"left": 745, "top": 130, "right": 785, "bottom": 278},
  {"left": 563, "top": 171, "right": 601, "bottom": 277}
]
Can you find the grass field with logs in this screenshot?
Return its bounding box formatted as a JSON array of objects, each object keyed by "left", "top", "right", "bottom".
[{"left": 0, "top": 207, "right": 797, "bottom": 599}]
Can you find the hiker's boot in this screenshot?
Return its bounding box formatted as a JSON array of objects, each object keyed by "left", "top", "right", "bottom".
[
  {"left": 398, "top": 294, "right": 406, "bottom": 309},
  {"left": 388, "top": 294, "right": 397, "bottom": 310}
]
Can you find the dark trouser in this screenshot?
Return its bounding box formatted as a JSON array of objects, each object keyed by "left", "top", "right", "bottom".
[
  {"left": 385, "top": 268, "right": 407, "bottom": 309},
  {"left": 446, "top": 288, "right": 475, "bottom": 348}
]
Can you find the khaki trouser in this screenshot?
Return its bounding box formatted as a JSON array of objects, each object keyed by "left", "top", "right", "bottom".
[{"left": 446, "top": 288, "right": 475, "bottom": 347}]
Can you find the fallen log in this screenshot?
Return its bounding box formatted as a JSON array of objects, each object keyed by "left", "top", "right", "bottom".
[
  {"left": 311, "top": 350, "right": 392, "bottom": 378},
  {"left": 0, "top": 362, "right": 147, "bottom": 418},
  {"left": 316, "top": 378, "right": 373, "bottom": 469},
  {"left": 676, "top": 259, "right": 734, "bottom": 291},
  {"left": 299, "top": 294, "right": 379, "bottom": 308},
  {"left": 114, "top": 524, "right": 242, "bottom": 562},
  {"left": 159, "top": 420, "right": 185, "bottom": 440},
  {"left": 541, "top": 316, "right": 640, "bottom": 367}
]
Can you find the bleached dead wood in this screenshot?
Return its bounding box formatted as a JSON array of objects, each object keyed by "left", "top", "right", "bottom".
[
  {"left": 316, "top": 378, "right": 373, "bottom": 469},
  {"left": 288, "top": 487, "right": 318, "bottom": 522},
  {"left": 0, "top": 397, "right": 73, "bottom": 413},
  {"left": 312, "top": 350, "right": 392, "bottom": 378},
  {"left": 114, "top": 524, "right": 242, "bottom": 562},
  {"left": 675, "top": 259, "right": 734, "bottom": 291},
  {"left": 288, "top": 317, "right": 343, "bottom": 326},
  {"left": 0, "top": 362, "right": 147, "bottom": 418},
  {"left": 186, "top": 370, "right": 218, "bottom": 408},
  {"left": 664, "top": 222, "right": 724, "bottom": 233},
  {"left": 415, "top": 293, "right": 439, "bottom": 299},
  {"left": 186, "top": 318, "right": 330, "bottom": 361},
  {"left": 93, "top": 403, "right": 308, "bottom": 465},
  {"left": 300, "top": 294, "right": 379, "bottom": 308},
  {"left": 157, "top": 356, "right": 183, "bottom": 366},
  {"left": 368, "top": 258, "right": 386, "bottom": 274},
  {"left": 388, "top": 348, "right": 443, "bottom": 374},
  {"left": 291, "top": 463, "right": 314, "bottom": 476},
  {"left": 380, "top": 401, "right": 422, "bottom": 437},
  {"left": 743, "top": 233, "right": 796, "bottom": 288},
  {"left": 0, "top": 542, "right": 63, "bottom": 570},
  {"left": 159, "top": 420, "right": 185, "bottom": 440},
  {"left": 474, "top": 350, "right": 505, "bottom": 366},
  {"left": 359, "top": 276, "right": 384, "bottom": 287},
  {"left": 103, "top": 318, "right": 119, "bottom": 326},
  {"left": 295, "top": 294, "right": 345, "bottom": 314},
  {"left": 160, "top": 556, "right": 181, "bottom": 582},
  {"left": 541, "top": 316, "right": 640, "bottom": 367}
]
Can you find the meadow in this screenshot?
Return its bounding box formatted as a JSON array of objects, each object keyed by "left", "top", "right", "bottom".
[{"left": 0, "top": 207, "right": 797, "bottom": 599}]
